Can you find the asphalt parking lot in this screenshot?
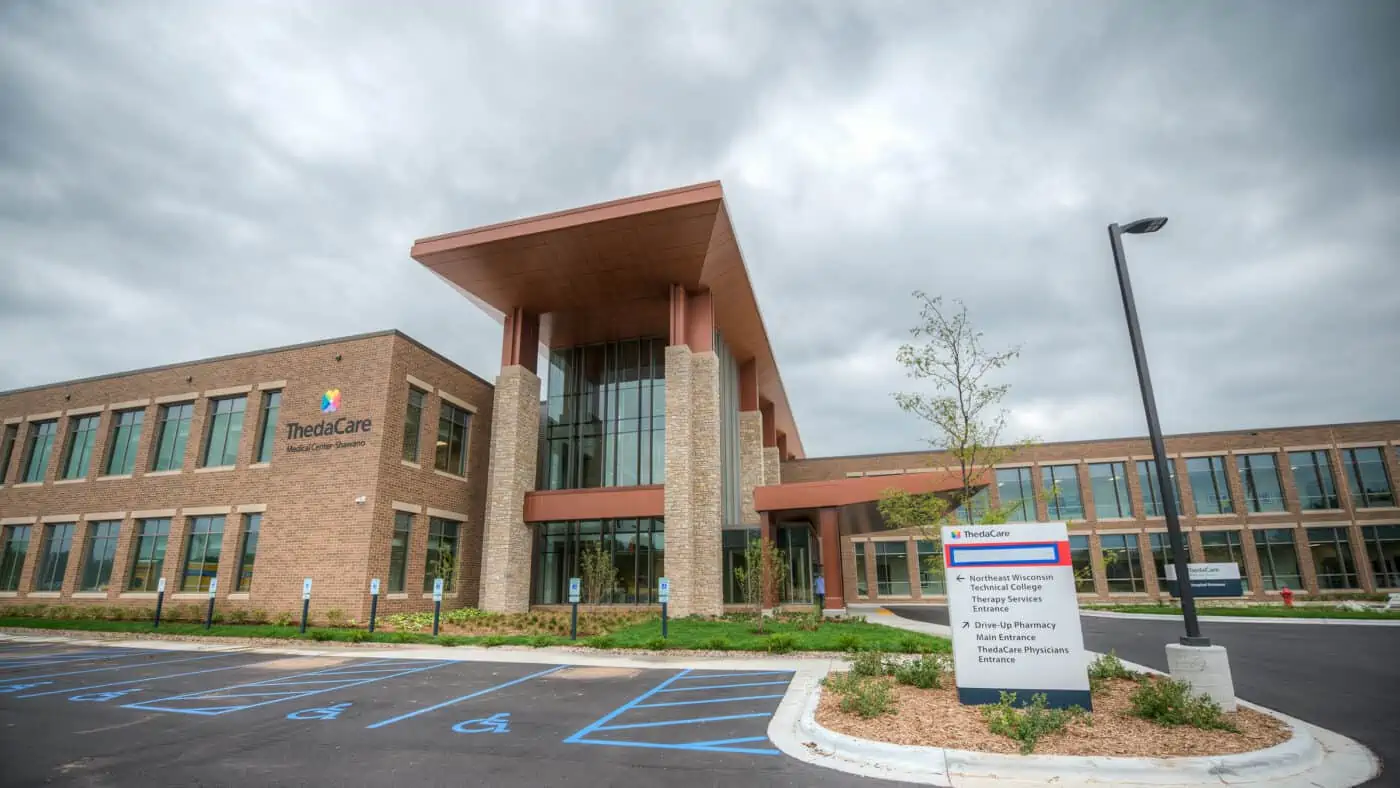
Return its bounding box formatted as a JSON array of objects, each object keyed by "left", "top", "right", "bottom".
[{"left": 0, "top": 641, "right": 911, "bottom": 787}]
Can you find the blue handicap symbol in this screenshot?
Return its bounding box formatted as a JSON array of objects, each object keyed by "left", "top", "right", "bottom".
[
  {"left": 286, "top": 702, "right": 352, "bottom": 721},
  {"left": 0, "top": 681, "right": 52, "bottom": 694},
  {"left": 452, "top": 712, "right": 511, "bottom": 734},
  {"left": 70, "top": 689, "right": 142, "bottom": 702}
]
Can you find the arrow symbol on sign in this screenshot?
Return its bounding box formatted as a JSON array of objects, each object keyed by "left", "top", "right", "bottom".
[
  {"left": 956, "top": 574, "right": 965, "bottom": 582},
  {"left": 961, "top": 621, "right": 969, "bottom": 629}
]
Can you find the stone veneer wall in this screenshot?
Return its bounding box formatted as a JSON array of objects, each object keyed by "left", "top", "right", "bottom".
[
  {"left": 477, "top": 365, "right": 539, "bottom": 613},
  {"left": 738, "top": 410, "right": 765, "bottom": 524},
  {"left": 663, "top": 345, "right": 724, "bottom": 616}
]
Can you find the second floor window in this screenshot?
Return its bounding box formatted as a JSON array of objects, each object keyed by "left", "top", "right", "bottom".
[
  {"left": 105, "top": 410, "right": 144, "bottom": 476},
  {"left": 61, "top": 415, "right": 101, "bottom": 480},
  {"left": 1042, "top": 465, "right": 1083, "bottom": 520},
  {"left": 1238, "top": 453, "right": 1286, "bottom": 513},
  {"left": 435, "top": 402, "right": 472, "bottom": 476},
  {"left": 1136, "top": 459, "right": 1181, "bottom": 517},
  {"left": 403, "top": 388, "right": 424, "bottom": 462},
  {"left": 1288, "top": 450, "right": 1339, "bottom": 510},
  {"left": 0, "top": 424, "right": 17, "bottom": 483},
  {"left": 151, "top": 403, "right": 193, "bottom": 472},
  {"left": 202, "top": 396, "right": 246, "bottom": 468},
  {"left": 1089, "top": 462, "right": 1133, "bottom": 519},
  {"left": 1341, "top": 447, "right": 1393, "bottom": 509},
  {"left": 254, "top": 391, "right": 281, "bottom": 464},
  {"left": 996, "top": 467, "right": 1035, "bottom": 522},
  {"left": 22, "top": 420, "right": 58, "bottom": 483},
  {"left": 1185, "top": 456, "right": 1233, "bottom": 514}
]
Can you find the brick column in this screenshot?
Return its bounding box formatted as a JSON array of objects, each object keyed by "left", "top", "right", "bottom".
[
  {"left": 905, "top": 536, "right": 922, "bottom": 600},
  {"left": 1089, "top": 532, "right": 1110, "bottom": 598},
  {"left": 1295, "top": 524, "right": 1320, "bottom": 594},
  {"left": 1348, "top": 522, "right": 1374, "bottom": 592},
  {"left": 1236, "top": 527, "right": 1267, "bottom": 600},
  {"left": 1139, "top": 531, "right": 1161, "bottom": 599},
  {"left": 61, "top": 520, "right": 88, "bottom": 597},
  {"left": 817, "top": 507, "right": 845, "bottom": 612},
  {"left": 478, "top": 364, "right": 540, "bottom": 613}
]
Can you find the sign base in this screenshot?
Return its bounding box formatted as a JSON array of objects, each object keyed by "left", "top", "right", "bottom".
[{"left": 956, "top": 687, "right": 1092, "bottom": 709}]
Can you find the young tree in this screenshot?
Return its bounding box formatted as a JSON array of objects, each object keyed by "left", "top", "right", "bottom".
[
  {"left": 431, "top": 547, "right": 457, "bottom": 593},
  {"left": 880, "top": 291, "right": 1031, "bottom": 577},
  {"left": 731, "top": 538, "right": 788, "bottom": 633},
  {"left": 579, "top": 542, "right": 618, "bottom": 609}
]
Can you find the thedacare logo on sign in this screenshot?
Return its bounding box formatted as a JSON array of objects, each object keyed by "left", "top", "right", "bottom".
[{"left": 321, "top": 389, "right": 341, "bottom": 413}]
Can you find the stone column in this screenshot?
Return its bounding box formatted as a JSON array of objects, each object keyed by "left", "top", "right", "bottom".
[
  {"left": 478, "top": 365, "right": 540, "bottom": 613},
  {"left": 663, "top": 343, "right": 724, "bottom": 617}
]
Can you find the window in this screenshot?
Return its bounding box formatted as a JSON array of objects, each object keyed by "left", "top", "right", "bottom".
[
  {"left": 1307, "top": 527, "right": 1358, "bottom": 589},
  {"left": 1201, "top": 530, "right": 1250, "bottom": 592},
  {"left": 434, "top": 402, "right": 472, "bottom": 477},
  {"left": 128, "top": 518, "right": 171, "bottom": 591},
  {"left": 1148, "top": 532, "right": 1175, "bottom": 579},
  {"left": 22, "top": 420, "right": 58, "bottom": 483},
  {"left": 1288, "top": 450, "right": 1339, "bottom": 510},
  {"left": 424, "top": 517, "right": 460, "bottom": 592},
  {"left": 1341, "top": 447, "right": 1393, "bottom": 509},
  {"left": 721, "top": 528, "right": 758, "bottom": 603},
  {"left": 0, "top": 525, "right": 31, "bottom": 591},
  {"left": 35, "top": 522, "right": 75, "bottom": 591},
  {"left": 951, "top": 488, "right": 990, "bottom": 524},
  {"left": 532, "top": 519, "right": 666, "bottom": 604},
  {"left": 254, "top": 391, "right": 281, "bottom": 464},
  {"left": 0, "top": 423, "right": 18, "bottom": 483},
  {"left": 1186, "top": 456, "right": 1233, "bottom": 514},
  {"left": 874, "top": 541, "right": 911, "bottom": 596},
  {"left": 853, "top": 542, "right": 868, "bottom": 597},
  {"left": 1069, "top": 534, "right": 1093, "bottom": 592},
  {"left": 1362, "top": 525, "right": 1400, "bottom": 588},
  {"left": 60, "top": 415, "right": 101, "bottom": 480},
  {"left": 996, "top": 467, "right": 1035, "bottom": 522},
  {"left": 235, "top": 514, "right": 260, "bottom": 591},
  {"left": 80, "top": 521, "right": 121, "bottom": 591},
  {"left": 389, "top": 512, "right": 412, "bottom": 593},
  {"left": 1237, "top": 454, "right": 1286, "bottom": 513},
  {"left": 1089, "top": 462, "right": 1133, "bottom": 519},
  {"left": 1136, "top": 459, "right": 1181, "bottom": 517},
  {"left": 916, "top": 540, "right": 945, "bottom": 595},
  {"left": 402, "top": 388, "right": 425, "bottom": 462},
  {"left": 151, "top": 403, "right": 193, "bottom": 471},
  {"left": 1100, "top": 533, "right": 1144, "bottom": 593},
  {"left": 1042, "top": 465, "right": 1084, "bottom": 520},
  {"left": 104, "top": 410, "right": 144, "bottom": 476},
  {"left": 1254, "top": 528, "right": 1302, "bottom": 590},
  {"left": 202, "top": 396, "right": 246, "bottom": 468},
  {"left": 543, "top": 338, "right": 667, "bottom": 490},
  {"left": 181, "top": 515, "right": 224, "bottom": 592},
  {"left": 776, "top": 524, "right": 813, "bottom": 604}
]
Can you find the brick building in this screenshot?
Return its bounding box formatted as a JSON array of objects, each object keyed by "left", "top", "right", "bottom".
[{"left": 3, "top": 182, "right": 1397, "bottom": 620}]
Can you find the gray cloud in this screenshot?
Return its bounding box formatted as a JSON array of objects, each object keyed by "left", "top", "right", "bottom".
[{"left": 1, "top": 0, "right": 1396, "bottom": 457}]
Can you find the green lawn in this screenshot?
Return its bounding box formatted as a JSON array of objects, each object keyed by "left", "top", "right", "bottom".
[
  {"left": 0, "top": 615, "right": 950, "bottom": 653},
  {"left": 1086, "top": 604, "right": 1400, "bottom": 620}
]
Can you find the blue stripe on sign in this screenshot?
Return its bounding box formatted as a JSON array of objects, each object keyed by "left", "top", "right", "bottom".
[
  {"left": 18, "top": 664, "right": 244, "bottom": 698},
  {"left": 956, "top": 687, "right": 1093, "bottom": 710},
  {"left": 1, "top": 653, "right": 225, "bottom": 682},
  {"left": 659, "top": 680, "right": 789, "bottom": 693},
  {"left": 595, "top": 712, "right": 770, "bottom": 731},
  {"left": 634, "top": 693, "right": 785, "bottom": 709},
  {"left": 365, "top": 664, "right": 569, "bottom": 729},
  {"left": 673, "top": 671, "right": 793, "bottom": 681}
]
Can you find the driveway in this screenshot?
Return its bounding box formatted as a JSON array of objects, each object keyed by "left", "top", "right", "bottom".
[{"left": 886, "top": 605, "right": 1399, "bottom": 787}]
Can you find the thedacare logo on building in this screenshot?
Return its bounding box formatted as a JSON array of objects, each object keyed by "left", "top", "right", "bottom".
[
  {"left": 284, "top": 389, "right": 372, "bottom": 449},
  {"left": 322, "top": 389, "right": 342, "bottom": 413}
]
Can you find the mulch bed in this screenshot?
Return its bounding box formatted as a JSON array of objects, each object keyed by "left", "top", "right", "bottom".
[{"left": 816, "top": 674, "right": 1292, "bottom": 757}]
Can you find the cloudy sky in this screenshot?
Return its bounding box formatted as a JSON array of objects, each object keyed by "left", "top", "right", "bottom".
[{"left": 1, "top": 1, "right": 1396, "bottom": 457}]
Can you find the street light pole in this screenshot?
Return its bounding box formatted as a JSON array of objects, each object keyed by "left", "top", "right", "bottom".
[{"left": 1107, "top": 220, "right": 1209, "bottom": 647}]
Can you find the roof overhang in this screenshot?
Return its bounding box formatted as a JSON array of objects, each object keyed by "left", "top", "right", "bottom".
[
  {"left": 411, "top": 181, "right": 804, "bottom": 457},
  {"left": 753, "top": 468, "right": 990, "bottom": 512}
]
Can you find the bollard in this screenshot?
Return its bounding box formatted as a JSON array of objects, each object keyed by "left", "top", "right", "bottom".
[
  {"left": 432, "top": 578, "right": 444, "bottom": 637},
  {"left": 204, "top": 577, "right": 218, "bottom": 630},
  {"left": 368, "top": 578, "right": 380, "bottom": 633},
  {"left": 153, "top": 577, "right": 166, "bottom": 629},
  {"left": 300, "top": 577, "right": 312, "bottom": 634}
]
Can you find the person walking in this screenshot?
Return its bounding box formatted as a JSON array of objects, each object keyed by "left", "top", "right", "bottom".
[{"left": 814, "top": 569, "right": 826, "bottom": 613}]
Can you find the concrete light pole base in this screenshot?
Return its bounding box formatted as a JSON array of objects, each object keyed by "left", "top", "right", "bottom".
[{"left": 1166, "top": 643, "right": 1237, "bottom": 712}]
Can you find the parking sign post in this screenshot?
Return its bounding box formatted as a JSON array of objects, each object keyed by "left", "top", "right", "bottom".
[
  {"left": 568, "top": 577, "right": 581, "bottom": 640},
  {"left": 368, "top": 578, "right": 381, "bottom": 633},
  {"left": 153, "top": 576, "right": 166, "bottom": 629},
  {"left": 658, "top": 577, "right": 670, "bottom": 639},
  {"left": 300, "top": 578, "right": 312, "bottom": 634},
  {"left": 204, "top": 577, "right": 218, "bottom": 630},
  {"left": 432, "top": 578, "right": 444, "bottom": 637}
]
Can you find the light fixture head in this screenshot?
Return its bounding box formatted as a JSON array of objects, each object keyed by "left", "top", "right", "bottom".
[{"left": 1121, "top": 216, "right": 1168, "bottom": 235}]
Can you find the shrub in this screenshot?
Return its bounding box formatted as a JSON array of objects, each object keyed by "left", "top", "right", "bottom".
[
  {"left": 437, "top": 635, "right": 466, "bottom": 647},
  {"left": 982, "top": 692, "right": 1085, "bottom": 754},
  {"left": 273, "top": 612, "right": 295, "bottom": 627},
  {"left": 227, "top": 609, "right": 249, "bottom": 625},
  {"left": 391, "top": 631, "right": 416, "bottom": 643},
  {"left": 835, "top": 633, "right": 862, "bottom": 652},
  {"left": 1088, "top": 650, "right": 1135, "bottom": 681},
  {"left": 765, "top": 633, "right": 798, "bottom": 654},
  {"left": 822, "top": 671, "right": 862, "bottom": 695},
  {"left": 894, "top": 655, "right": 947, "bottom": 689},
  {"left": 324, "top": 609, "right": 348, "bottom": 628},
  {"left": 644, "top": 636, "right": 669, "bottom": 651},
  {"left": 345, "top": 630, "right": 370, "bottom": 643},
  {"left": 702, "top": 636, "right": 733, "bottom": 651},
  {"left": 837, "top": 677, "right": 894, "bottom": 718},
  {"left": 850, "top": 650, "right": 892, "bottom": 678},
  {"left": 1129, "top": 677, "right": 1237, "bottom": 732},
  {"left": 897, "top": 634, "right": 933, "bottom": 654},
  {"left": 247, "top": 609, "right": 270, "bottom": 625},
  {"left": 308, "top": 629, "right": 335, "bottom": 642},
  {"left": 384, "top": 612, "right": 433, "bottom": 632},
  {"left": 444, "top": 607, "right": 495, "bottom": 626},
  {"left": 584, "top": 635, "right": 615, "bottom": 650},
  {"left": 481, "top": 635, "right": 509, "bottom": 647},
  {"left": 529, "top": 634, "right": 555, "bottom": 648}
]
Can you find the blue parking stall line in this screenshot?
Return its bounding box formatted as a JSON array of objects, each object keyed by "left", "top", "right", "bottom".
[
  {"left": 0, "top": 652, "right": 226, "bottom": 682},
  {"left": 563, "top": 668, "right": 693, "bottom": 744},
  {"left": 123, "top": 659, "right": 453, "bottom": 716},
  {"left": 686, "top": 736, "right": 772, "bottom": 747},
  {"left": 673, "top": 671, "right": 794, "bottom": 681},
  {"left": 18, "top": 664, "right": 245, "bottom": 698},
  {"left": 594, "top": 712, "right": 770, "bottom": 731},
  {"left": 633, "top": 693, "right": 786, "bottom": 709},
  {"left": 658, "top": 680, "right": 789, "bottom": 693},
  {"left": 365, "top": 664, "right": 568, "bottom": 729},
  {"left": 567, "top": 737, "right": 781, "bottom": 756},
  {"left": 0, "top": 649, "right": 162, "bottom": 671}
]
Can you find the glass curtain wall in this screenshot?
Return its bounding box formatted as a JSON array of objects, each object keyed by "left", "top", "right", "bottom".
[
  {"left": 543, "top": 338, "right": 666, "bottom": 490},
  {"left": 722, "top": 528, "right": 759, "bottom": 603},
  {"left": 533, "top": 518, "right": 665, "bottom": 604},
  {"left": 874, "top": 542, "right": 911, "bottom": 596},
  {"left": 777, "top": 524, "right": 813, "bottom": 604}
]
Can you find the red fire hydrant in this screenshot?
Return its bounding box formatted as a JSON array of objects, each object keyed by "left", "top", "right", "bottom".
[{"left": 1281, "top": 586, "right": 1294, "bottom": 608}]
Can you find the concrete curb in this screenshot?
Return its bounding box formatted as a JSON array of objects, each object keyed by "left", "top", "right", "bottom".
[{"left": 1081, "top": 610, "right": 1400, "bottom": 627}]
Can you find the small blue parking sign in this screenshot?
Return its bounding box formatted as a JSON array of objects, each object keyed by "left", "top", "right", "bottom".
[
  {"left": 433, "top": 577, "right": 444, "bottom": 602},
  {"left": 568, "top": 577, "right": 581, "bottom": 603},
  {"left": 658, "top": 577, "right": 670, "bottom": 603}
]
